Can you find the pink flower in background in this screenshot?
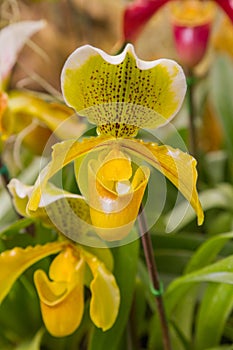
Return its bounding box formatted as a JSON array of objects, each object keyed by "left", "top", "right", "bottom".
[
  {"left": 170, "top": 1, "right": 216, "bottom": 69},
  {"left": 172, "top": 22, "right": 211, "bottom": 69}
]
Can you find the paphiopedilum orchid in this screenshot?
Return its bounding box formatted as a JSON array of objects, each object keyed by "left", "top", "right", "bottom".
[
  {"left": 8, "top": 43, "right": 204, "bottom": 245},
  {"left": 0, "top": 179, "right": 120, "bottom": 336}
]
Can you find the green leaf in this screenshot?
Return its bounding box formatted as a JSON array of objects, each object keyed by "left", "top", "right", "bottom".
[
  {"left": 165, "top": 255, "right": 233, "bottom": 315},
  {"left": 88, "top": 237, "right": 139, "bottom": 350},
  {"left": 194, "top": 283, "right": 233, "bottom": 350},
  {"left": 153, "top": 254, "right": 233, "bottom": 349},
  {"left": 0, "top": 218, "right": 33, "bottom": 238},
  {"left": 171, "top": 285, "right": 198, "bottom": 349},
  {"left": 150, "top": 232, "right": 233, "bottom": 349},
  {"left": 15, "top": 328, "right": 44, "bottom": 350},
  {"left": 0, "top": 279, "right": 41, "bottom": 342},
  {"left": 160, "top": 255, "right": 233, "bottom": 331},
  {"left": 186, "top": 231, "right": 233, "bottom": 273}
]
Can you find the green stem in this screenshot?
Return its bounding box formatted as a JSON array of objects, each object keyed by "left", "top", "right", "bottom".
[
  {"left": 186, "top": 71, "right": 197, "bottom": 158},
  {"left": 138, "top": 207, "right": 172, "bottom": 350}
]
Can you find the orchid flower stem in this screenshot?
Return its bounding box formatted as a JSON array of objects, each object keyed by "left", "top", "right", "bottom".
[
  {"left": 138, "top": 206, "right": 172, "bottom": 350},
  {"left": 186, "top": 71, "right": 197, "bottom": 159}
]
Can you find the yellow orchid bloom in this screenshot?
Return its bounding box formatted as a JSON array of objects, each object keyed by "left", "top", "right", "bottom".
[
  {"left": 0, "top": 235, "right": 119, "bottom": 337},
  {"left": 1, "top": 179, "right": 120, "bottom": 337},
  {"left": 0, "top": 90, "right": 86, "bottom": 156},
  {"left": 22, "top": 44, "right": 203, "bottom": 243}
]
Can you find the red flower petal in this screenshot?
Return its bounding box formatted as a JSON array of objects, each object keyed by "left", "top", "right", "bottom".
[
  {"left": 123, "top": 0, "right": 169, "bottom": 42},
  {"left": 215, "top": 0, "right": 233, "bottom": 23}
]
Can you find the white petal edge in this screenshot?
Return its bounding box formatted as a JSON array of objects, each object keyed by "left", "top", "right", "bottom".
[
  {"left": 8, "top": 178, "right": 84, "bottom": 208},
  {"left": 61, "top": 44, "right": 187, "bottom": 125},
  {"left": 8, "top": 178, "right": 33, "bottom": 199}
]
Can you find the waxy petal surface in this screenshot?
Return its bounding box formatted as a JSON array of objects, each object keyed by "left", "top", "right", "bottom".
[
  {"left": 86, "top": 256, "right": 120, "bottom": 331},
  {"left": 61, "top": 44, "right": 186, "bottom": 136},
  {"left": 0, "top": 242, "right": 65, "bottom": 303}
]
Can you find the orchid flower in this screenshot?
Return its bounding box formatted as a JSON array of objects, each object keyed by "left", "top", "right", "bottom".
[
  {"left": 123, "top": 0, "right": 233, "bottom": 46},
  {"left": 0, "top": 179, "right": 120, "bottom": 337},
  {"left": 123, "top": 0, "right": 233, "bottom": 69},
  {"left": 0, "top": 241, "right": 119, "bottom": 337},
  {"left": 8, "top": 44, "right": 204, "bottom": 244},
  {"left": 170, "top": 1, "right": 216, "bottom": 69}
]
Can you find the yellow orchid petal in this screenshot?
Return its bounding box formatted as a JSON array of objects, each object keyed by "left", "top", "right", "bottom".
[
  {"left": 39, "top": 283, "right": 84, "bottom": 337},
  {"left": 119, "top": 138, "right": 204, "bottom": 225},
  {"left": 88, "top": 161, "right": 150, "bottom": 241},
  {"left": 34, "top": 255, "right": 85, "bottom": 337},
  {"left": 34, "top": 270, "right": 68, "bottom": 305},
  {"left": 39, "top": 184, "right": 91, "bottom": 241},
  {"left": 34, "top": 254, "right": 84, "bottom": 306},
  {"left": 61, "top": 44, "right": 186, "bottom": 136},
  {"left": 132, "top": 166, "right": 148, "bottom": 189},
  {"left": 49, "top": 247, "right": 80, "bottom": 282},
  {"left": 37, "top": 282, "right": 84, "bottom": 337},
  {"left": 7, "top": 179, "right": 33, "bottom": 217},
  {"left": 8, "top": 179, "right": 49, "bottom": 221},
  {"left": 97, "top": 149, "right": 132, "bottom": 182},
  {"left": 28, "top": 135, "right": 114, "bottom": 211},
  {"left": 0, "top": 242, "right": 65, "bottom": 303},
  {"left": 8, "top": 179, "right": 91, "bottom": 239},
  {"left": 5, "top": 90, "right": 86, "bottom": 140},
  {"left": 9, "top": 176, "right": 96, "bottom": 244},
  {"left": 84, "top": 254, "right": 120, "bottom": 331},
  {"left": 84, "top": 246, "right": 114, "bottom": 273}
]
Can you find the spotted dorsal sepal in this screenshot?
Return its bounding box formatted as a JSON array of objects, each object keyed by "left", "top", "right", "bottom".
[
  {"left": 97, "top": 122, "right": 139, "bottom": 137},
  {"left": 61, "top": 44, "right": 187, "bottom": 134}
]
